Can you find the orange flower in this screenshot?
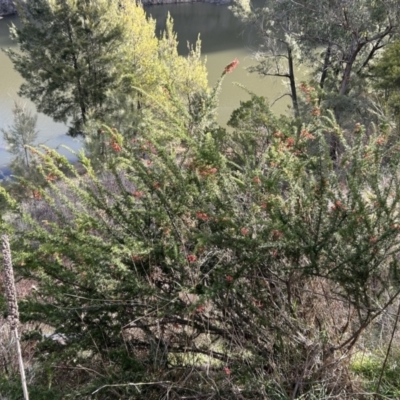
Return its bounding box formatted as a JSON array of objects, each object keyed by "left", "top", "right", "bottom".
[
  {"left": 33, "top": 190, "right": 42, "bottom": 200},
  {"left": 223, "top": 366, "right": 231, "bottom": 375},
  {"left": 253, "top": 176, "right": 261, "bottom": 184}
]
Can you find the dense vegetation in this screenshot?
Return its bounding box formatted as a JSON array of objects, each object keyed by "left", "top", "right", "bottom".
[{"left": 2, "top": 0, "right": 400, "bottom": 399}]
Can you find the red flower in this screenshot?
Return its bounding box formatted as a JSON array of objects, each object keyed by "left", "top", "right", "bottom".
[
  {"left": 286, "top": 137, "right": 295, "bottom": 148},
  {"left": 253, "top": 176, "right": 261, "bottom": 184},
  {"left": 252, "top": 298, "right": 263, "bottom": 308},
  {"left": 199, "top": 166, "right": 218, "bottom": 176},
  {"left": 196, "top": 304, "right": 205, "bottom": 313},
  {"left": 196, "top": 212, "right": 210, "bottom": 221},
  {"left": 241, "top": 227, "right": 249, "bottom": 236},
  {"left": 33, "top": 190, "right": 42, "bottom": 200},
  {"left": 272, "top": 230, "right": 283, "bottom": 241},
  {"left": 110, "top": 140, "right": 121, "bottom": 152},
  {"left": 331, "top": 200, "right": 344, "bottom": 212},
  {"left": 187, "top": 254, "right": 197, "bottom": 263},
  {"left": 223, "top": 366, "right": 231, "bottom": 375},
  {"left": 224, "top": 58, "right": 239, "bottom": 73},
  {"left": 133, "top": 191, "right": 143, "bottom": 198},
  {"left": 300, "top": 129, "right": 316, "bottom": 140},
  {"left": 225, "top": 275, "right": 234, "bottom": 283},
  {"left": 46, "top": 173, "right": 57, "bottom": 182}
]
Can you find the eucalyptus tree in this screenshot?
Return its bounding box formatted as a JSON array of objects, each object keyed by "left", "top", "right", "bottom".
[
  {"left": 231, "top": 0, "right": 302, "bottom": 117},
  {"left": 231, "top": 0, "right": 400, "bottom": 116},
  {"left": 372, "top": 40, "right": 400, "bottom": 124}
]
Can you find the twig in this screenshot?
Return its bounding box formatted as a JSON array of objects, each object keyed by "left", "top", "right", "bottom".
[
  {"left": 2, "top": 234, "right": 29, "bottom": 400},
  {"left": 91, "top": 381, "right": 171, "bottom": 395},
  {"left": 374, "top": 299, "right": 400, "bottom": 399}
]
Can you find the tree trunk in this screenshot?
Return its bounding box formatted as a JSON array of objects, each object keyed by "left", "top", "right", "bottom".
[
  {"left": 339, "top": 41, "right": 363, "bottom": 96},
  {"left": 320, "top": 44, "right": 331, "bottom": 89},
  {"left": 64, "top": 14, "right": 87, "bottom": 128},
  {"left": 288, "top": 47, "right": 299, "bottom": 118}
]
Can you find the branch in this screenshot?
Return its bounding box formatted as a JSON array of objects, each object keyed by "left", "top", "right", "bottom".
[{"left": 92, "top": 381, "right": 171, "bottom": 395}]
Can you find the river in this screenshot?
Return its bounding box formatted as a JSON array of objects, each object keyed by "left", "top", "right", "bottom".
[{"left": 0, "top": 4, "right": 290, "bottom": 172}]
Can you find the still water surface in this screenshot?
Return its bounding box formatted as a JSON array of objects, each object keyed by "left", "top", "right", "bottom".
[{"left": 0, "top": 4, "right": 289, "bottom": 171}]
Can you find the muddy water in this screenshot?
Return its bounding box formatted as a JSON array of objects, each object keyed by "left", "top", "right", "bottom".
[{"left": 0, "top": 4, "right": 292, "bottom": 171}]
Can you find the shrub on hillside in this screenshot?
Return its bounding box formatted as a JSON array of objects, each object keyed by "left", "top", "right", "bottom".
[{"left": 2, "top": 77, "right": 400, "bottom": 398}]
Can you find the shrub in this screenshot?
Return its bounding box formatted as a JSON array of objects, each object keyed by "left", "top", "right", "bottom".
[{"left": 2, "top": 76, "right": 400, "bottom": 398}]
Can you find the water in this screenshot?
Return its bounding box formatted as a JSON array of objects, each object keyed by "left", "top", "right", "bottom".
[{"left": 0, "top": 4, "right": 290, "bottom": 171}]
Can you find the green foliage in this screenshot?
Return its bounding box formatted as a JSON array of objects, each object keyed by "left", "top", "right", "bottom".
[
  {"left": 5, "top": 0, "right": 125, "bottom": 135},
  {"left": 5, "top": 0, "right": 208, "bottom": 137},
  {"left": 352, "top": 351, "right": 400, "bottom": 397},
  {"left": 231, "top": 0, "right": 400, "bottom": 122},
  {"left": 4, "top": 73, "right": 400, "bottom": 398},
  {"left": 373, "top": 40, "right": 400, "bottom": 122},
  {"left": 1, "top": 102, "right": 38, "bottom": 176}
]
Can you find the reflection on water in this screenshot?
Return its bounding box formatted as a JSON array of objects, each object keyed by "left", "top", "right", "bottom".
[{"left": 0, "top": 4, "right": 290, "bottom": 170}]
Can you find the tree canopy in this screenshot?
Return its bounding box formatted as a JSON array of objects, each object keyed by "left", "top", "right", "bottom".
[{"left": 6, "top": 0, "right": 208, "bottom": 136}]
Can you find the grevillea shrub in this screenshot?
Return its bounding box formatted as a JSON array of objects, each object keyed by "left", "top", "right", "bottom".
[{"left": 2, "top": 78, "right": 400, "bottom": 398}]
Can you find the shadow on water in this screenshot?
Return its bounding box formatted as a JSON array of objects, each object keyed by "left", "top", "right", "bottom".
[{"left": 146, "top": 4, "right": 259, "bottom": 55}]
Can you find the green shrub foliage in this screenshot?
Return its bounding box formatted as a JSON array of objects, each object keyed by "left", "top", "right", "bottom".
[{"left": 2, "top": 78, "right": 400, "bottom": 398}]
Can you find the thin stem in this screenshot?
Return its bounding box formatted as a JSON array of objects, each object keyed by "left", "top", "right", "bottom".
[
  {"left": 374, "top": 299, "right": 400, "bottom": 399},
  {"left": 2, "top": 234, "right": 29, "bottom": 400}
]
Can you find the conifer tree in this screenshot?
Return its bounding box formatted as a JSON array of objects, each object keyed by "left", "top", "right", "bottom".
[
  {"left": 1, "top": 102, "right": 38, "bottom": 175},
  {"left": 6, "top": 0, "right": 125, "bottom": 135},
  {"left": 6, "top": 1, "right": 208, "bottom": 138}
]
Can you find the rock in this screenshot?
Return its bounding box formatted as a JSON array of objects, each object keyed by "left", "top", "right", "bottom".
[{"left": 0, "top": 0, "right": 16, "bottom": 16}]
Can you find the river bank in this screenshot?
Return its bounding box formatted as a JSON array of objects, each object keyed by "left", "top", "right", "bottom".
[{"left": 0, "top": 0, "right": 230, "bottom": 16}]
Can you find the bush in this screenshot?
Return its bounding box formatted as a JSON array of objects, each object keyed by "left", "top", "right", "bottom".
[{"left": 2, "top": 77, "right": 400, "bottom": 398}]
